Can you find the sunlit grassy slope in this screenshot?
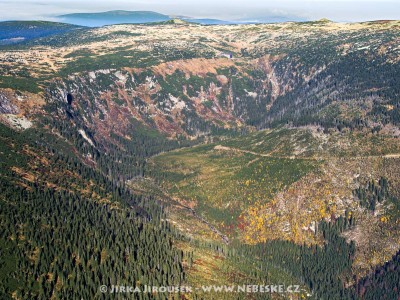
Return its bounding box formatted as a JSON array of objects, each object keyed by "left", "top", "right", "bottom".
[
  {"left": 154, "top": 146, "right": 315, "bottom": 231},
  {"left": 148, "top": 129, "right": 323, "bottom": 238},
  {"left": 148, "top": 127, "right": 400, "bottom": 248},
  {"left": 219, "top": 127, "right": 400, "bottom": 158}
]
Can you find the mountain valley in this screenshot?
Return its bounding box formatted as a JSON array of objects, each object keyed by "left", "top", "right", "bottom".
[{"left": 0, "top": 19, "right": 399, "bottom": 299}]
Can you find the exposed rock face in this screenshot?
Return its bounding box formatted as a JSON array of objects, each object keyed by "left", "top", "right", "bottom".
[
  {"left": 1, "top": 20, "right": 398, "bottom": 139},
  {"left": 0, "top": 91, "right": 19, "bottom": 114},
  {"left": 45, "top": 67, "right": 250, "bottom": 141},
  {"left": 1, "top": 114, "right": 32, "bottom": 129},
  {"left": 0, "top": 20, "right": 398, "bottom": 162}
]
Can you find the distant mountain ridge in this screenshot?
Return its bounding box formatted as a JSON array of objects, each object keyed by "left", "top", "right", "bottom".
[
  {"left": 57, "top": 10, "right": 306, "bottom": 26},
  {"left": 0, "top": 11, "right": 306, "bottom": 46},
  {"left": 58, "top": 10, "right": 171, "bottom": 27},
  {"left": 0, "top": 21, "right": 82, "bottom": 45}
]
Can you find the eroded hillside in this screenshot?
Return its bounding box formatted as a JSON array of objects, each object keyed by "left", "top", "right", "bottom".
[{"left": 1, "top": 20, "right": 399, "bottom": 138}]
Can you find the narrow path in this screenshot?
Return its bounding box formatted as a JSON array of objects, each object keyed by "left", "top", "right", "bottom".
[
  {"left": 214, "top": 145, "right": 400, "bottom": 160},
  {"left": 214, "top": 145, "right": 319, "bottom": 160}
]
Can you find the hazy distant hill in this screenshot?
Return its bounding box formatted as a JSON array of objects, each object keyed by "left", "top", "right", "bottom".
[
  {"left": 183, "top": 18, "right": 233, "bottom": 25},
  {"left": 58, "top": 10, "right": 234, "bottom": 26},
  {"left": 58, "top": 10, "right": 171, "bottom": 26},
  {"left": 236, "top": 15, "right": 306, "bottom": 23},
  {"left": 0, "top": 21, "right": 82, "bottom": 45},
  {"left": 57, "top": 10, "right": 306, "bottom": 26}
]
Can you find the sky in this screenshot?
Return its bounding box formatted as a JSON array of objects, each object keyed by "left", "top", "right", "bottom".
[{"left": 0, "top": 0, "right": 399, "bottom": 22}]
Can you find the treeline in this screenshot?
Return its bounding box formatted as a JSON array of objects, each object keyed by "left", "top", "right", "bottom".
[
  {"left": 185, "top": 215, "right": 357, "bottom": 299},
  {"left": 266, "top": 218, "right": 355, "bottom": 299},
  {"left": 228, "top": 216, "right": 357, "bottom": 299},
  {"left": 184, "top": 211, "right": 400, "bottom": 300}
]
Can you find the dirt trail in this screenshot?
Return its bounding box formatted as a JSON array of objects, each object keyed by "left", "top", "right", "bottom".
[
  {"left": 213, "top": 145, "right": 318, "bottom": 160},
  {"left": 214, "top": 145, "right": 400, "bottom": 160},
  {"left": 382, "top": 154, "right": 400, "bottom": 158}
]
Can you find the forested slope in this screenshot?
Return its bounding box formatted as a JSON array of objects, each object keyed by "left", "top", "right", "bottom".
[{"left": 0, "top": 124, "right": 185, "bottom": 299}]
